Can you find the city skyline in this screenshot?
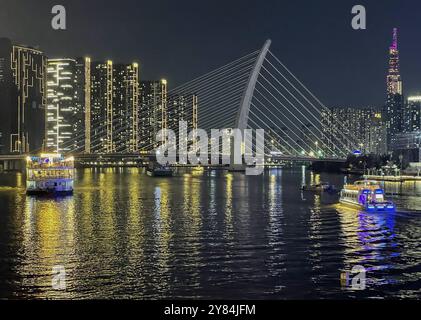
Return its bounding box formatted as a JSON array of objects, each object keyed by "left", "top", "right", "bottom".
[
  {"left": 0, "top": 1, "right": 420, "bottom": 305},
  {"left": 2, "top": 0, "right": 421, "bottom": 107},
  {"left": 0, "top": 25, "right": 415, "bottom": 107},
  {"left": 0, "top": 4, "right": 420, "bottom": 160},
  {"left": 0, "top": 27, "right": 417, "bottom": 157}
]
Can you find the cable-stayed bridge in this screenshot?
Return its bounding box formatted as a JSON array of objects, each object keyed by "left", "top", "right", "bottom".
[{"left": 1, "top": 40, "right": 358, "bottom": 168}]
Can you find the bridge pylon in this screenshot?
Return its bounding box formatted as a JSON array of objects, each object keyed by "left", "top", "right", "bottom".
[{"left": 230, "top": 39, "right": 272, "bottom": 171}]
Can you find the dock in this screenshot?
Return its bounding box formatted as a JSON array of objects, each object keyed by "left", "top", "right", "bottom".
[{"left": 364, "top": 175, "right": 421, "bottom": 182}]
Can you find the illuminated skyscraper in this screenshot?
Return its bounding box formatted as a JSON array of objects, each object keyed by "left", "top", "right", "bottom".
[
  {"left": 75, "top": 57, "right": 91, "bottom": 153},
  {"left": 0, "top": 38, "right": 46, "bottom": 154},
  {"left": 91, "top": 60, "right": 114, "bottom": 153},
  {"left": 384, "top": 28, "right": 404, "bottom": 150},
  {"left": 386, "top": 28, "right": 402, "bottom": 96},
  {"left": 46, "top": 58, "right": 90, "bottom": 154},
  {"left": 167, "top": 93, "right": 199, "bottom": 151},
  {"left": 47, "top": 59, "right": 75, "bottom": 153},
  {"left": 139, "top": 79, "right": 168, "bottom": 151},
  {"left": 113, "top": 63, "right": 139, "bottom": 153},
  {"left": 322, "top": 107, "right": 387, "bottom": 155},
  {"left": 91, "top": 60, "right": 139, "bottom": 153},
  {"left": 404, "top": 96, "right": 421, "bottom": 133}
]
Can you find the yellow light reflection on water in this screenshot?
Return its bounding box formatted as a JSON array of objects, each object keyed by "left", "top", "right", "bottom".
[
  {"left": 181, "top": 171, "right": 202, "bottom": 280},
  {"left": 225, "top": 173, "right": 233, "bottom": 229},
  {"left": 20, "top": 195, "right": 76, "bottom": 298},
  {"left": 153, "top": 179, "right": 172, "bottom": 287}
]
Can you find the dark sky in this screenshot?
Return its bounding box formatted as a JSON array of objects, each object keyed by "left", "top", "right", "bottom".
[{"left": 1, "top": 0, "right": 421, "bottom": 106}]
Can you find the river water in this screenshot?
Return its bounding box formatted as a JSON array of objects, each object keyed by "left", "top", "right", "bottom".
[{"left": 0, "top": 167, "right": 419, "bottom": 299}]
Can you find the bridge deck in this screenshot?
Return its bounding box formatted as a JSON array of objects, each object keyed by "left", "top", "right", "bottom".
[{"left": 0, "top": 153, "right": 346, "bottom": 163}]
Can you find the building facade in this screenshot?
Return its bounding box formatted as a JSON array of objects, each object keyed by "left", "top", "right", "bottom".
[
  {"left": 0, "top": 38, "right": 47, "bottom": 154},
  {"left": 46, "top": 58, "right": 87, "bottom": 153},
  {"left": 89, "top": 60, "right": 140, "bottom": 154},
  {"left": 404, "top": 96, "right": 421, "bottom": 133},
  {"left": 384, "top": 28, "right": 404, "bottom": 151},
  {"left": 46, "top": 57, "right": 92, "bottom": 154},
  {"left": 322, "top": 107, "right": 387, "bottom": 156},
  {"left": 113, "top": 63, "right": 139, "bottom": 153},
  {"left": 139, "top": 79, "right": 167, "bottom": 151},
  {"left": 90, "top": 60, "right": 114, "bottom": 153},
  {"left": 392, "top": 131, "right": 421, "bottom": 165}
]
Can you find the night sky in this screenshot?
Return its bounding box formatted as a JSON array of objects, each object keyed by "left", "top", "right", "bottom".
[{"left": 1, "top": 0, "right": 421, "bottom": 107}]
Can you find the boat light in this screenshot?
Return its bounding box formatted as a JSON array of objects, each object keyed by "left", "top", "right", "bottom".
[{"left": 40, "top": 153, "right": 62, "bottom": 158}]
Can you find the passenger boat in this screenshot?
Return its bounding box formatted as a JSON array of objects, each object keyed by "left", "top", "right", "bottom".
[
  {"left": 146, "top": 162, "right": 174, "bottom": 177},
  {"left": 339, "top": 180, "right": 396, "bottom": 212},
  {"left": 26, "top": 154, "right": 74, "bottom": 195}
]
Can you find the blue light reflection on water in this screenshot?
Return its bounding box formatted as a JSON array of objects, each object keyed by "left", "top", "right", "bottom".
[{"left": 0, "top": 168, "right": 419, "bottom": 299}]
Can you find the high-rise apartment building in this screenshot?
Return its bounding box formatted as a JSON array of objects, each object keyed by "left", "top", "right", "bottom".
[
  {"left": 139, "top": 79, "right": 167, "bottom": 151},
  {"left": 404, "top": 96, "right": 421, "bottom": 133},
  {"left": 90, "top": 60, "right": 114, "bottom": 153},
  {"left": 90, "top": 60, "right": 140, "bottom": 153},
  {"left": 74, "top": 57, "right": 90, "bottom": 153},
  {"left": 113, "top": 63, "right": 139, "bottom": 153},
  {"left": 0, "top": 38, "right": 47, "bottom": 154},
  {"left": 322, "top": 107, "right": 387, "bottom": 155},
  {"left": 166, "top": 93, "right": 199, "bottom": 151},
  {"left": 46, "top": 57, "right": 91, "bottom": 154}
]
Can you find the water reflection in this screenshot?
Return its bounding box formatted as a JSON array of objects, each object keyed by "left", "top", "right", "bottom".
[
  {"left": 19, "top": 196, "right": 76, "bottom": 298},
  {"left": 0, "top": 168, "right": 419, "bottom": 299},
  {"left": 337, "top": 205, "right": 399, "bottom": 290}
]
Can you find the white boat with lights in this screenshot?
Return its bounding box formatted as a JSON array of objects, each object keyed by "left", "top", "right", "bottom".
[
  {"left": 146, "top": 162, "right": 174, "bottom": 177},
  {"left": 339, "top": 180, "right": 396, "bottom": 212},
  {"left": 26, "top": 154, "right": 74, "bottom": 195}
]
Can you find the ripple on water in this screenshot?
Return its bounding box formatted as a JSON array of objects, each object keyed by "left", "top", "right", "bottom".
[{"left": 0, "top": 169, "right": 419, "bottom": 299}]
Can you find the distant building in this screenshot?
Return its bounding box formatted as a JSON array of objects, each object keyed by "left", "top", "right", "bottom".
[
  {"left": 46, "top": 58, "right": 87, "bottom": 153},
  {"left": 404, "top": 96, "right": 421, "bottom": 133},
  {"left": 167, "top": 94, "right": 199, "bottom": 151},
  {"left": 321, "top": 107, "right": 387, "bottom": 156},
  {"left": 392, "top": 131, "right": 421, "bottom": 164},
  {"left": 139, "top": 79, "right": 167, "bottom": 151},
  {"left": 45, "top": 58, "right": 139, "bottom": 154},
  {"left": 89, "top": 60, "right": 139, "bottom": 153},
  {"left": 113, "top": 63, "right": 139, "bottom": 153},
  {"left": 0, "top": 38, "right": 47, "bottom": 154},
  {"left": 90, "top": 60, "right": 114, "bottom": 153},
  {"left": 74, "top": 57, "right": 91, "bottom": 153},
  {"left": 384, "top": 28, "right": 404, "bottom": 151},
  {"left": 168, "top": 94, "right": 187, "bottom": 130}
]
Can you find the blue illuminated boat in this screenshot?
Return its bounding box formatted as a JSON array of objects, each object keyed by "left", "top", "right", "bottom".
[
  {"left": 339, "top": 180, "right": 396, "bottom": 212},
  {"left": 26, "top": 154, "right": 74, "bottom": 195}
]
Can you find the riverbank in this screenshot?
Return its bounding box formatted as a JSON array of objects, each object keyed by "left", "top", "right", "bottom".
[{"left": 364, "top": 174, "right": 421, "bottom": 182}]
